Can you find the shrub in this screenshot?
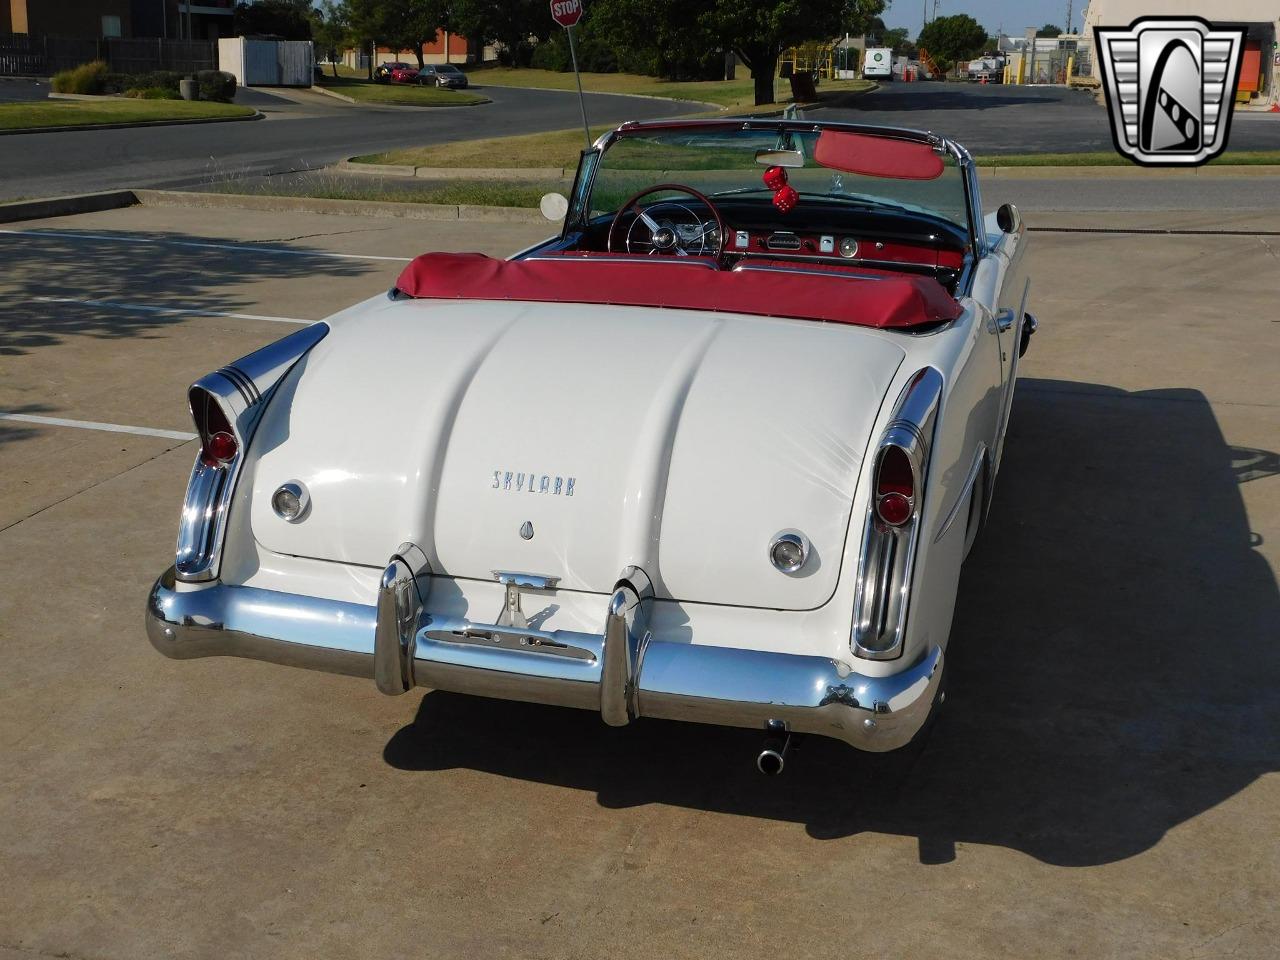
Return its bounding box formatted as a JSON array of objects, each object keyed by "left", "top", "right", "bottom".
[
  {"left": 196, "top": 69, "right": 237, "bottom": 102},
  {"left": 104, "top": 70, "right": 183, "bottom": 94},
  {"left": 51, "top": 60, "right": 109, "bottom": 95},
  {"left": 123, "top": 86, "right": 181, "bottom": 99}
]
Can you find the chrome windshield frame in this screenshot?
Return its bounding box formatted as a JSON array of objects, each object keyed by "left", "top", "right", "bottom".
[{"left": 566, "top": 118, "right": 985, "bottom": 275}]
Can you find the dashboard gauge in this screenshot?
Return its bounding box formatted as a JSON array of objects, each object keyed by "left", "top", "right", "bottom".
[{"left": 838, "top": 237, "right": 859, "bottom": 259}]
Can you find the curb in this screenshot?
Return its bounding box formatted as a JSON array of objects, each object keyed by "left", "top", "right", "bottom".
[
  {"left": 0, "top": 109, "right": 263, "bottom": 135},
  {"left": 336, "top": 159, "right": 568, "bottom": 181},
  {"left": 314, "top": 84, "right": 360, "bottom": 104},
  {"left": 132, "top": 189, "right": 550, "bottom": 223},
  {"left": 311, "top": 83, "right": 491, "bottom": 108},
  {"left": 470, "top": 81, "right": 720, "bottom": 110},
  {"left": 0, "top": 190, "right": 138, "bottom": 224}
]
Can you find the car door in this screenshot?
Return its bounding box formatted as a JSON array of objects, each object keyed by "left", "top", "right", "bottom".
[{"left": 987, "top": 209, "right": 1031, "bottom": 474}]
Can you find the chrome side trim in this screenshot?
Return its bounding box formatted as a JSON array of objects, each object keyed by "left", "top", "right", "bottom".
[
  {"left": 731, "top": 263, "right": 888, "bottom": 282},
  {"left": 851, "top": 367, "right": 944, "bottom": 661},
  {"left": 373, "top": 542, "right": 431, "bottom": 696},
  {"left": 934, "top": 445, "right": 986, "bottom": 545},
  {"left": 174, "top": 324, "right": 329, "bottom": 583},
  {"left": 520, "top": 254, "right": 718, "bottom": 269},
  {"left": 145, "top": 565, "right": 942, "bottom": 752},
  {"left": 993, "top": 282, "right": 1032, "bottom": 475}
]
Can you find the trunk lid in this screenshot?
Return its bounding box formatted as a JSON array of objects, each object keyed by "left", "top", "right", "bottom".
[{"left": 249, "top": 298, "right": 904, "bottom": 611}]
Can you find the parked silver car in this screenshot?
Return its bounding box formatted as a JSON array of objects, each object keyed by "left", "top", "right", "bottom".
[{"left": 415, "top": 63, "right": 469, "bottom": 89}]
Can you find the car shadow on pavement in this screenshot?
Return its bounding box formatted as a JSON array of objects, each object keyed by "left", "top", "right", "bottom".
[
  {"left": 0, "top": 228, "right": 371, "bottom": 357},
  {"left": 384, "top": 378, "right": 1280, "bottom": 867}
]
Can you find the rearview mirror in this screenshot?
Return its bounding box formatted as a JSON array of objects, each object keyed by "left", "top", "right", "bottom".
[
  {"left": 996, "top": 202, "right": 1022, "bottom": 234},
  {"left": 539, "top": 192, "right": 569, "bottom": 222},
  {"left": 755, "top": 149, "right": 805, "bottom": 168}
]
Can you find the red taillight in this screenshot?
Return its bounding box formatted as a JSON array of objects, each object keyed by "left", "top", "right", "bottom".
[
  {"left": 203, "top": 431, "right": 238, "bottom": 466},
  {"left": 191, "top": 387, "right": 238, "bottom": 467},
  {"left": 875, "top": 445, "right": 915, "bottom": 526}
]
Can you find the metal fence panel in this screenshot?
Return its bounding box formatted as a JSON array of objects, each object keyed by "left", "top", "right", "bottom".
[
  {"left": 0, "top": 34, "right": 215, "bottom": 76},
  {"left": 277, "top": 40, "right": 312, "bottom": 86}
]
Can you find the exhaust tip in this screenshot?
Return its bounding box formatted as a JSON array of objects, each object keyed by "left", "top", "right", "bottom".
[{"left": 757, "top": 748, "right": 785, "bottom": 776}]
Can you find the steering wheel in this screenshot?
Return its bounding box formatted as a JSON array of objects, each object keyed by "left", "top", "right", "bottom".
[{"left": 607, "top": 184, "right": 726, "bottom": 265}]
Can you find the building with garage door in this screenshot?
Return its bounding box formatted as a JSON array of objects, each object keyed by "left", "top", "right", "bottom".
[{"left": 1083, "top": 1, "right": 1278, "bottom": 107}]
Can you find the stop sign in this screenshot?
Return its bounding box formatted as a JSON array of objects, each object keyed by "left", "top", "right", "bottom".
[{"left": 550, "top": 0, "right": 583, "bottom": 28}]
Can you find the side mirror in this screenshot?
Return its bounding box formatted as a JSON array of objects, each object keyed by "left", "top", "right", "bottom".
[
  {"left": 539, "top": 192, "right": 569, "bottom": 222},
  {"left": 996, "top": 202, "right": 1022, "bottom": 234}
]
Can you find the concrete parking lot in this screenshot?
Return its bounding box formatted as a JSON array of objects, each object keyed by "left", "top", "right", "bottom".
[{"left": 1, "top": 202, "right": 1277, "bottom": 960}]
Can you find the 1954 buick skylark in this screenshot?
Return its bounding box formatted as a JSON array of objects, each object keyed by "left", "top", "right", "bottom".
[{"left": 146, "top": 119, "right": 1035, "bottom": 773}]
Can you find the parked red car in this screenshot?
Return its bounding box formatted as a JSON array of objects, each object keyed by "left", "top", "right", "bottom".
[{"left": 388, "top": 63, "right": 420, "bottom": 84}]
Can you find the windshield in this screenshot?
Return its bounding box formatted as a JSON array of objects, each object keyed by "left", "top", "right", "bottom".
[
  {"left": 589, "top": 125, "right": 970, "bottom": 233},
  {"left": 439, "top": 65, "right": 462, "bottom": 73}
]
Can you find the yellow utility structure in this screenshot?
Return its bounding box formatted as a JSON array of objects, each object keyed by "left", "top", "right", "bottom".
[{"left": 781, "top": 42, "right": 836, "bottom": 80}]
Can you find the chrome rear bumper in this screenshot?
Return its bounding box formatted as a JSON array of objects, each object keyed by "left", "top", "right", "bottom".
[{"left": 146, "top": 566, "right": 943, "bottom": 752}]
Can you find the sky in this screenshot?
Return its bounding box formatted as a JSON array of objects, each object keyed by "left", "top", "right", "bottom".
[{"left": 881, "top": 0, "right": 1081, "bottom": 38}]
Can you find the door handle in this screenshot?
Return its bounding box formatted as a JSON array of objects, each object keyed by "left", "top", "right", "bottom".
[{"left": 995, "top": 308, "right": 1017, "bottom": 333}]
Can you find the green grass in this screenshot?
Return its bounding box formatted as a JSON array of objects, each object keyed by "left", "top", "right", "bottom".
[
  {"left": 464, "top": 66, "right": 875, "bottom": 113},
  {"left": 359, "top": 127, "right": 609, "bottom": 168},
  {"left": 0, "top": 99, "right": 254, "bottom": 130},
  {"left": 976, "top": 150, "right": 1280, "bottom": 167},
  {"left": 316, "top": 75, "right": 489, "bottom": 106},
  {"left": 208, "top": 177, "right": 558, "bottom": 208}
]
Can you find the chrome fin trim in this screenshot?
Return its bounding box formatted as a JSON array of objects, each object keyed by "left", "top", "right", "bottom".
[
  {"left": 173, "top": 323, "right": 329, "bottom": 583},
  {"left": 851, "top": 367, "right": 944, "bottom": 661}
]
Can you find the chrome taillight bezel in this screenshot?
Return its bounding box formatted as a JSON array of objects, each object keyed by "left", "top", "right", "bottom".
[
  {"left": 173, "top": 324, "right": 329, "bottom": 583},
  {"left": 851, "top": 367, "right": 943, "bottom": 661}
]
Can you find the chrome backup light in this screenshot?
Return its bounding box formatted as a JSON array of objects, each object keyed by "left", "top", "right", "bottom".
[
  {"left": 272, "top": 481, "right": 310, "bottom": 522},
  {"left": 769, "top": 531, "right": 809, "bottom": 574}
]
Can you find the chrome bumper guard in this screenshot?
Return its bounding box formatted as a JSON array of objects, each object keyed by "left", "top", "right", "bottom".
[{"left": 146, "top": 566, "right": 943, "bottom": 752}]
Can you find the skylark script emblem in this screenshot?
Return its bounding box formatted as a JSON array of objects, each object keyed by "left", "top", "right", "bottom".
[{"left": 1095, "top": 17, "right": 1245, "bottom": 167}]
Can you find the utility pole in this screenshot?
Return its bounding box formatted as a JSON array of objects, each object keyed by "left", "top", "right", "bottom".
[{"left": 1065, "top": 0, "right": 1073, "bottom": 33}]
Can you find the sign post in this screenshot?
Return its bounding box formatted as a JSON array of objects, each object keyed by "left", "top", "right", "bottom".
[{"left": 549, "top": 0, "right": 591, "bottom": 149}]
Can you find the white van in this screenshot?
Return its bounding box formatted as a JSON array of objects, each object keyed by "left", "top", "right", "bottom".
[{"left": 862, "top": 47, "right": 893, "bottom": 81}]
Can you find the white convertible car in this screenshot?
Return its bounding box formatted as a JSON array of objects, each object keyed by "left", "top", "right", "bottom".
[{"left": 147, "top": 119, "right": 1035, "bottom": 773}]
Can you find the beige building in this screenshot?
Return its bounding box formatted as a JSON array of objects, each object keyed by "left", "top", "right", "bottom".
[{"left": 1082, "top": 0, "right": 1278, "bottom": 106}]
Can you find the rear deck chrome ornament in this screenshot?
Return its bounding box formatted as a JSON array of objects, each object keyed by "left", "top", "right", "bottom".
[
  {"left": 1096, "top": 17, "right": 1245, "bottom": 167},
  {"left": 519, "top": 520, "right": 534, "bottom": 540}
]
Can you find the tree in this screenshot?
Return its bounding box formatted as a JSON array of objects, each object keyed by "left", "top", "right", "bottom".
[
  {"left": 916, "top": 13, "right": 987, "bottom": 64},
  {"left": 1036, "top": 23, "right": 1062, "bottom": 38},
  {"left": 706, "top": 0, "right": 887, "bottom": 105},
  {"left": 342, "top": 0, "right": 442, "bottom": 72},
  {"left": 311, "top": 2, "right": 350, "bottom": 75},
  {"left": 234, "top": 0, "right": 313, "bottom": 40},
  {"left": 451, "top": 0, "right": 549, "bottom": 64}
]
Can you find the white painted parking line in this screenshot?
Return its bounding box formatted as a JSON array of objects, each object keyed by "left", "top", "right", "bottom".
[
  {"left": 34, "top": 296, "right": 312, "bottom": 325},
  {"left": 0, "top": 228, "right": 414, "bottom": 262},
  {"left": 0, "top": 413, "right": 196, "bottom": 442}
]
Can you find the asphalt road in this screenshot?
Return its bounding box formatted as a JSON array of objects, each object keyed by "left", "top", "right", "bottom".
[
  {"left": 0, "top": 80, "right": 701, "bottom": 201},
  {"left": 0, "top": 202, "right": 1277, "bottom": 959},
  {"left": 819, "top": 80, "right": 1280, "bottom": 155}
]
